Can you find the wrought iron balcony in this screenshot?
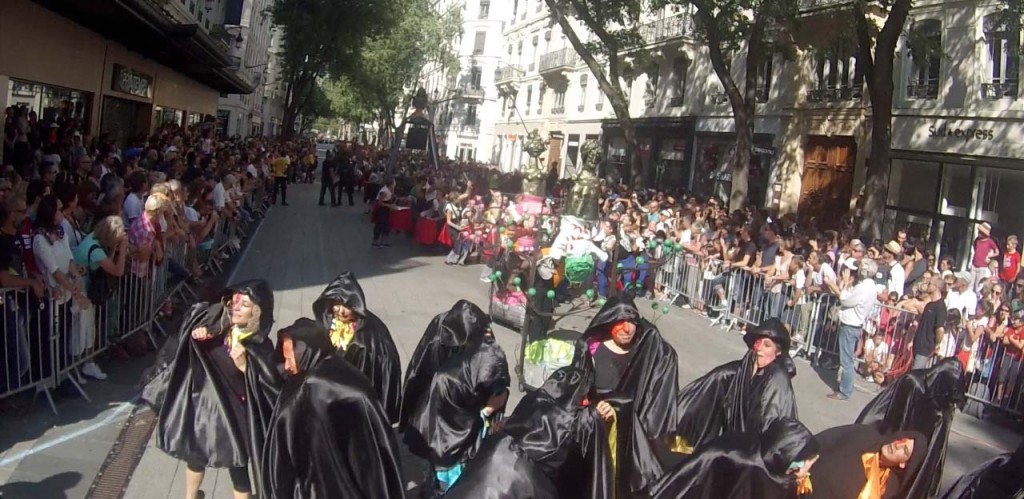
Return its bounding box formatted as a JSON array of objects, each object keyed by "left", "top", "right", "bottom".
[
  {"left": 460, "top": 85, "right": 484, "bottom": 101},
  {"left": 982, "top": 81, "right": 1018, "bottom": 100},
  {"left": 551, "top": 106, "right": 565, "bottom": 115},
  {"left": 494, "top": 65, "right": 523, "bottom": 85},
  {"left": 906, "top": 82, "right": 939, "bottom": 100},
  {"left": 799, "top": 0, "right": 854, "bottom": 12},
  {"left": 459, "top": 122, "right": 480, "bottom": 136},
  {"left": 635, "top": 14, "right": 695, "bottom": 47},
  {"left": 539, "top": 48, "right": 580, "bottom": 75},
  {"left": 806, "top": 85, "right": 864, "bottom": 103}
]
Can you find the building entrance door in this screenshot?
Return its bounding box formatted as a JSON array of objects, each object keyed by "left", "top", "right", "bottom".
[
  {"left": 798, "top": 136, "right": 856, "bottom": 230},
  {"left": 100, "top": 96, "right": 151, "bottom": 147}
]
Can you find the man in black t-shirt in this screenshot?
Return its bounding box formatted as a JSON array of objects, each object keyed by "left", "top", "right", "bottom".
[{"left": 913, "top": 277, "right": 947, "bottom": 369}]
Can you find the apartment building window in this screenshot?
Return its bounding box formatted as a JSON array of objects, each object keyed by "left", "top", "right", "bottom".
[
  {"left": 530, "top": 34, "right": 539, "bottom": 72},
  {"left": 984, "top": 14, "right": 1020, "bottom": 99},
  {"left": 466, "top": 104, "right": 478, "bottom": 126},
  {"left": 553, "top": 90, "right": 566, "bottom": 114},
  {"left": 474, "top": 32, "right": 487, "bottom": 56},
  {"left": 517, "top": 41, "right": 523, "bottom": 56},
  {"left": 644, "top": 64, "right": 660, "bottom": 108},
  {"left": 622, "top": 72, "right": 635, "bottom": 104},
  {"left": 479, "top": 0, "right": 490, "bottom": 20},
  {"left": 671, "top": 56, "right": 689, "bottom": 107},
  {"left": 907, "top": 19, "right": 942, "bottom": 100},
  {"left": 578, "top": 74, "right": 588, "bottom": 111},
  {"left": 525, "top": 84, "right": 533, "bottom": 115},
  {"left": 810, "top": 41, "right": 863, "bottom": 102},
  {"left": 755, "top": 56, "right": 773, "bottom": 102},
  {"left": 538, "top": 83, "right": 546, "bottom": 114},
  {"left": 469, "top": 66, "right": 482, "bottom": 90},
  {"left": 536, "top": 0, "right": 543, "bottom": 12},
  {"left": 596, "top": 87, "right": 605, "bottom": 111},
  {"left": 512, "top": 0, "right": 518, "bottom": 24}
]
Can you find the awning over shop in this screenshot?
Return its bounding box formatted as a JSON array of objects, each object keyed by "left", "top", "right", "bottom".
[{"left": 30, "top": 0, "right": 256, "bottom": 94}]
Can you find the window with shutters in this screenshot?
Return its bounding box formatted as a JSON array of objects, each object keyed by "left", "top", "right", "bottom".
[
  {"left": 578, "top": 74, "right": 588, "bottom": 111},
  {"left": 671, "top": 56, "right": 689, "bottom": 107},
  {"left": 538, "top": 83, "right": 546, "bottom": 114},
  {"left": 525, "top": 84, "right": 533, "bottom": 115},
  {"left": 983, "top": 14, "right": 1020, "bottom": 99},
  {"left": 907, "top": 20, "right": 942, "bottom": 100},
  {"left": 473, "top": 32, "right": 487, "bottom": 56},
  {"left": 479, "top": 0, "right": 489, "bottom": 19}
]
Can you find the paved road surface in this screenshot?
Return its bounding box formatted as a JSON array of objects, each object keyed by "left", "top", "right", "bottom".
[{"left": 0, "top": 181, "right": 1018, "bottom": 498}]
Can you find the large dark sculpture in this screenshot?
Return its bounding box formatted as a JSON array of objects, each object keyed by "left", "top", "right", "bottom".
[{"left": 567, "top": 139, "right": 601, "bottom": 220}]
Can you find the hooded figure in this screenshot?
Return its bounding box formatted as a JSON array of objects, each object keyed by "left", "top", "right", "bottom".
[
  {"left": 803, "top": 423, "right": 928, "bottom": 499},
  {"left": 141, "top": 280, "right": 281, "bottom": 498},
  {"left": 939, "top": 439, "right": 1024, "bottom": 499},
  {"left": 855, "top": 357, "right": 964, "bottom": 499},
  {"left": 650, "top": 418, "right": 820, "bottom": 499},
  {"left": 673, "top": 318, "right": 798, "bottom": 452},
  {"left": 260, "top": 319, "right": 404, "bottom": 499},
  {"left": 445, "top": 356, "right": 613, "bottom": 499},
  {"left": 581, "top": 296, "right": 680, "bottom": 495},
  {"left": 312, "top": 272, "right": 402, "bottom": 423},
  {"left": 401, "top": 300, "right": 511, "bottom": 495}
]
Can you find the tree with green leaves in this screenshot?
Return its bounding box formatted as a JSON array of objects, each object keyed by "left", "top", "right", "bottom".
[
  {"left": 659, "top": 0, "right": 798, "bottom": 210},
  {"left": 543, "top": 0, "right": 647, "bottom": 186},
  {"left": 271, "top": 0, "right": 400, "bottom": 138}
]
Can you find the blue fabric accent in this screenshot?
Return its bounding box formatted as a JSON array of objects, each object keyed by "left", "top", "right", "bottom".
[{"left": 434, "top": 464, "right": 464, "bottom": 491}]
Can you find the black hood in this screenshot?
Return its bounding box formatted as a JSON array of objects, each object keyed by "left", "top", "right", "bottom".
[
  {"left": 221, "top": 279, "right": 275, "bottom": 335},
  {"left": 539, "top": 363, "right": 594, "bottom": 410},
  {"left": 759, "top": 418, "right": 819, "bottom": 476},
  {"left": 274, "top": 318, "right": 333, "bottom": 376},
  {"left": 582, "top": 295, "right": 643, "bottom": 343},
  {"left": 744, "top": 318, "right": 791, "bottom": 353},
  {"left": 924, "top": 357, "right": 966, "bottom": 409},
  {"left": 312, "top": 272, "right": 368, "bottom": 324},
  {"left": 440, "top": 300, "right": 491, "bottom": 347}
]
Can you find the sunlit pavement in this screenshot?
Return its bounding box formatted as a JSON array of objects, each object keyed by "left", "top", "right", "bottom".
[{"left": 0, "top": 181, "right": 1017, "bottom": 498}]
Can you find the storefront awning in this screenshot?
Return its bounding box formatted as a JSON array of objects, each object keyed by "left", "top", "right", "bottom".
[{"left": 30, "top": 0, "right": 255, "bottom": 94}]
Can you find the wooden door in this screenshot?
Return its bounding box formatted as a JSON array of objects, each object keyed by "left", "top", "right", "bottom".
[
  {"left": 547, "top": 135, "right": 564, "bottom": 175},
  {"left": 798, "top": 136, "right": 856, "bottom": 230}
]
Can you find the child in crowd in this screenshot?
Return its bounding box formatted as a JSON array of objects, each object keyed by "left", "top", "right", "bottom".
[{"left": 861, "top": 330, "right": 891, "bottom": 385}]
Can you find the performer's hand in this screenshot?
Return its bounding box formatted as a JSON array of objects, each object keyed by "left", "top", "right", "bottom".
[
  {"left": 191, "top": 326, "right": 211, "bottom": 341},
  {"left": 596, "top": 401, "right": 615, "bottom": 422},
  {"left": 484, "top": 391, "right": 508, "bottom": 415},
  {"left": 230, "top": 343, "right": 247, "bottom": 372}
]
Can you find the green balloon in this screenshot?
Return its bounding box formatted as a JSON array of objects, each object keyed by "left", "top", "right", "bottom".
[
  {"left": 663, "top": 241, "right": 672, "bottom": 249},
  {"left": 662, "top": 306, "right": 670, "bottom": 315},
  {"left": 636, "top": 256, "right": 646, "bottom": 265},
  {"left": 651, "top": 302, "right": 659, "bottom": 310},
  {"left": 494, "top": 271, "right": 503, "bottom": 279},
  {"left": 546, "top": 290, "right": 556, "bottom": 299},
  {"left": 585, "top": 289, "right": 595, "bottom": 299},
  {"left": 597, "top": 298, "right": 607, "bottom": 306},
  {"left": 512, "top": 277, "right": 522, "bottom": 286},
  {"left": 648, "top": 240, "right": 657, "bottom": 249},
  {"left": 616, "top": 262, "right": 625, "bottom": 270},
  {"left": 674, "top": 243, "right": 682, "bottom": 252},
  {"left": 498, "top": 227, "right": 506, "bottom": 234},
  {"left": 527, "top": 288, "right": 537, "bottom": 296}
]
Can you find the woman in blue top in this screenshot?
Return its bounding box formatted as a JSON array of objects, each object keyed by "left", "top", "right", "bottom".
[{"left": 73, "top": 216, "right": 129, "bottom": 361}]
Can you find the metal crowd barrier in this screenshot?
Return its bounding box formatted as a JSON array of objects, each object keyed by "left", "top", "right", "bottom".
[
  {"left": 0, "top": 186, "right": 268, "bottom": 415},
  {"left": 654, "top": 249, "right": 1024, "bottom": 418}
]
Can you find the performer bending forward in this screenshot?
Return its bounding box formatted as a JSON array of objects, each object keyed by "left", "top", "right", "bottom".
[{"left": 142, "top": 280, "right": 281, "bottom": 499}]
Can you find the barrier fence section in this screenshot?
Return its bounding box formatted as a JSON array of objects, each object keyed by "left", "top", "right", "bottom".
[
  {"left": 655, "top": 249, "right": 1023, "bottom": 418},
  {"left": 0, "top": 185, "right": 266, "bottom": 415}
]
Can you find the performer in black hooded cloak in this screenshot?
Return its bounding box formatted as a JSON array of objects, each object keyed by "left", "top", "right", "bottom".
[
  {"left": 141, "top": 280, "right": 281, "bottom": 499},
  {"left": 260, "top": 318, "right": 404, "bottom": 499},
  {"left": 650, "top": 418, "right": 820, "bottom": 499},
  {"left": 855, "top": 357, "right": 964, "bottom": 499},
  {"left": 580, "top": 295, "right": 679, "bottom": 495},
  {"left": 445, "top": 357, "right": 614, "bottom": 499},
  {"left": 672, "top": 318, "right": 798, "bottom": 454},
  {"left": 803, "top": 423, "right": 927, "bottom": 499},
  {"left": 312, "top": 272, "right": 402, "bottom": 423},
  {"left": 401, "top": 300, "right": 511, "bottom": 496},
  {"left": 939, "top": 439, "right": 1024, "bottom": 499}
]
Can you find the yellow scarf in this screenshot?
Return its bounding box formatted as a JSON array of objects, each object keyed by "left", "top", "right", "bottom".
[
  {"left": 858, "top": 452, "right": 892, "bottom": 499},
  {"left": 330, "top": 318, "right": 356, "bottom": 351},
  {"left": 227, "top": 326, "right": 254, "bottom": 350}
]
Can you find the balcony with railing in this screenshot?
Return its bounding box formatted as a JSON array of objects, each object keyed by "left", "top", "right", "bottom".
[
  {"left": 460, "top": 84, "right": 485, "bottom": 101},
  {"left": 907, "top": 81, "right": 939, "bottom": 100},
  {"left": 539, "top": 48, "right": 580, "bottom": 78},
  {"left": 636, "top": 14, "right": 696, "bottom": 47},
  {"left": 806, "top": 85, "right": 864, "bottom": 103},
  {"left": 495, "top": 64, "right": 523, "bottom": 86},
  {"left": 799, "top": 0, "right": 854, "bottom": 12},
  {"left": 982, "top": 80, "right": 1019, "bottom": 100},
  {"left": 459, "top": 122, "right": 480, "bottom": 136},
  {"left": 551, "top": 106, "right": 565, "bottom": 115}
]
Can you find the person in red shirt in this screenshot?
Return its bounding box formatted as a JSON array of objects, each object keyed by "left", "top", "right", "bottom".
[
  {"left": 993, "top": 309, "right": 1024, "bottom": 405},
  {"left": 973, "top": 222, "right": 1000, "bottom": 289},
  {"left": 1000, "top": 235, "right": 1020, "bottom": 285}
]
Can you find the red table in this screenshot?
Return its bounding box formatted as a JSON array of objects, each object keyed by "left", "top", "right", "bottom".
[{"left": 389, "top": 208, "right": 414, "bottom": 233}]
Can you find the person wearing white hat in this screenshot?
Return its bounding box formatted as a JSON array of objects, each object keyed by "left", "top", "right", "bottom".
[{"left": 882, "top": 241, "right": 906, "bottom": 296}]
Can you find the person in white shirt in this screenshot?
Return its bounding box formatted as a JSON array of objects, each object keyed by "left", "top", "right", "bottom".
[
  {"left": 122, "top": 171, "right": 148, "bottom": 224},
  {"left": 862, "top": 330, "right": 890, "bottom": 384},
  {"left": 945, "top": 271, "right": 978, "bottom": 320},
  {"left": 882, "top": 241, "right": 906, "bottom": 297},
  {"left": 827, "top": 258, "right": 879, "bottom": 401}
]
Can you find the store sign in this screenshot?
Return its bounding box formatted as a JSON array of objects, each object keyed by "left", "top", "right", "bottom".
[
  {"left": 111, "top": 64, "right": 152, "bottom": 99},
  {"left": 927, "top": 123, "right": 995, "bottom": 141}
]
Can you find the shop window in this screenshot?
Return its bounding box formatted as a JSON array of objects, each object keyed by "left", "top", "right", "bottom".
[
  {"left": 755, "top": 56, "right": 773, "bottom": 103},
  {"left": 887, "top": 159, "right": 940, "bottom": 212},
  {"left": 671, "top": 56, "right": 689, "bottom": 107},
  {"left": 7, "top": 79, "right": 93, "bottom": 136},
  {"left": 578, "top": 74, "right": 588, "bottom": 111},
  {"left": 810, "top": 39, "right": 863, "bottom": 102},
  {"left": 940, "top": 162, "right": 972, "bottom": 218},
  {"left": 983, "top": 14, "right": 1020, "bottom": 99},
  {"left": 907, "top": 20, "right": 942, "bottom": 100},
  {"left": 976, "top": 167, "right": 1024, "bottom": 241}
]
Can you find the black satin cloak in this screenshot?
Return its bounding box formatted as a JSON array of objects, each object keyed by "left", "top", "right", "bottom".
[
  {"left": 650, "top": 418, "right": 819, "bottom": 499},
  {"left": 313, "top": 272, "right": 402, "bottom": 423},
  {"left": 581, "top": 296, "right": 680, "bottom": 494},
  {"left": 939, "top": 439, "right": 1024, "bottom": 499},
  {"left": 445, "top": 362, "right": 612, "bottom": 499},
  {"left": 141, "top": 280, "right": 281, "bottom": 489},
  {"left": 402, "top": 300, "right": 511, "bottom": 467},
  {"left": 261, "top": 319, "right": 405, "bottom": 499},
  {"left": 805, "top": 423, "right": 928, "bottom": 499},
  {"left": 674, "top": 319, "right": 798, "bottom": 454},
  {"left": 855, "top": 357, "right": 964, "bottom": 499}
]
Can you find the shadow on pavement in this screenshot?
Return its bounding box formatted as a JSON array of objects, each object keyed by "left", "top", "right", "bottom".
[{"left": 0, "top": 471, "right": 81, "bottom": 498}]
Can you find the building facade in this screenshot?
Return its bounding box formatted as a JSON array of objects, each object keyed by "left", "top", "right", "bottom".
[
  {"left": 216, "top": 0, "right": 278, "bottom": 138},
  {"left": 1, "top": 0, "right": 255, "bottom": 148}
]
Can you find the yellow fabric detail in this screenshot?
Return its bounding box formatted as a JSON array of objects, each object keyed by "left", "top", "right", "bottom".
[
  {"left": 667, "top": 435, "right": 694, "bottom": 455},
  {"left": 330, "top": 318, "right": 355, "bottom": 351},
  {"left": 797, "top": 475, "right": 814, "bottom": 496},
  {"left": 858, "top": 452, "right": 891, "bottom": 499},
  {"left": 227, "top": 326, "right": 254, "bottom": 350},
  {"left": 608, "top": 408, "right": 618, "bottom": 499}
]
